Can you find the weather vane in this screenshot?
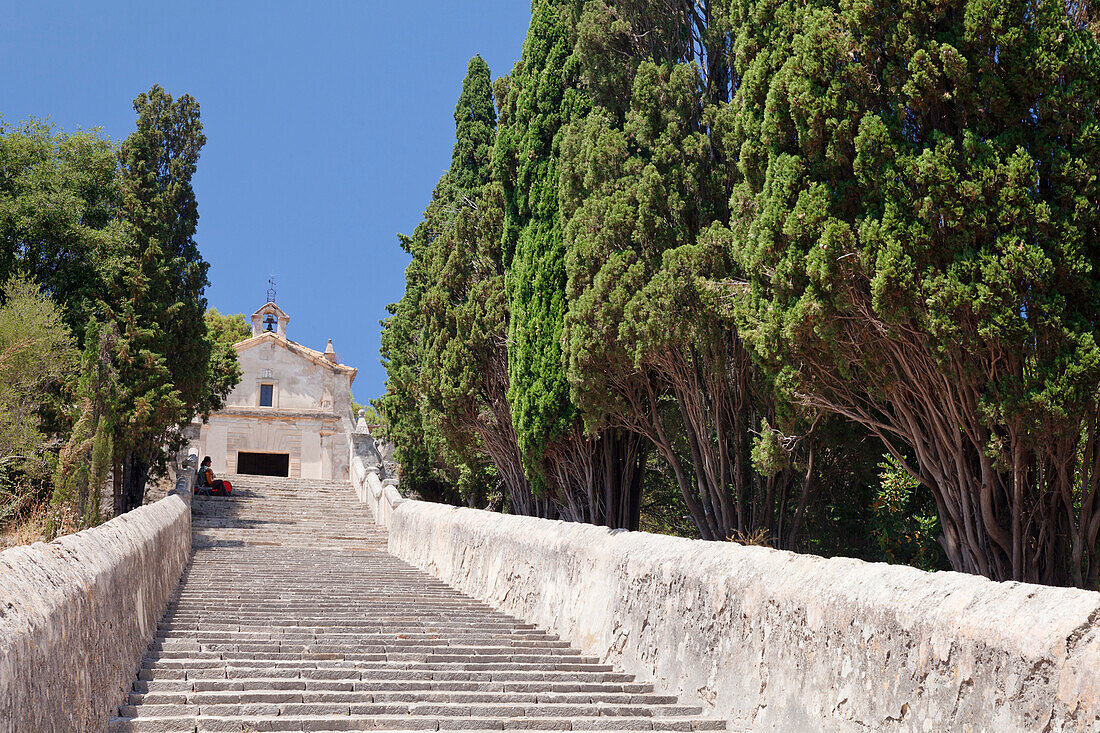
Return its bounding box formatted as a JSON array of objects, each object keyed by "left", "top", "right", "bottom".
[{"left": 266, "top": 276, "right": 277, "bottom": 304}]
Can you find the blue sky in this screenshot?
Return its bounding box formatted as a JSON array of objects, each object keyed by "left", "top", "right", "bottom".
[{"left": 1, "top": 1, "right": 532, "bottom": 403}]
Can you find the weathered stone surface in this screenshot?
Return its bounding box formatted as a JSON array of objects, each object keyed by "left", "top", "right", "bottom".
[
  {"left": 385, "top": 500, "right": 1100, "bottom": 732},
  {"left": 0, "top": 469, "right": 193, "bottom": 733},
  {"left": 354, "top": 457, "right": 404, "bottom": 526}
]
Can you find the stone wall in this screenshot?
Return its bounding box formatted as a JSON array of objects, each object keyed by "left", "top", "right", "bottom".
[
  {"left": 351, "top": 455, "right": 402, "bottom": 526},
  {"left": 0, "top": 462, "right": 195, "bottom": 732},
  {"left": 349, "top": 464, "right": 1100, "bottom": 732}
]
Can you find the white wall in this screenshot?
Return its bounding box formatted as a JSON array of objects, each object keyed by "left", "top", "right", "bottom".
[{"left": 231, "top": 340, "right": 328, "bottom": 410}]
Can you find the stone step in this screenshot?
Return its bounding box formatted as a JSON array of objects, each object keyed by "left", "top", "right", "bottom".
[
  {"left": 137, "top": 669, "right": 634, "bottom": 683},
  {"left": 112, "top": 476, "right": 726, "bottom": 732},
  {"left": 132, "top": 680, "right": 658, "bottom": 695},
  {"left": 143, "top": 655, "right": 601, "bottom": 666},
  {"left": 129, "top": 690, "right": 681, "bottom": 706},
  {"left": 138, "top": 663, "right": 617, "bottom": 676},
  {"left": 117, "top": 702, "right": 706, "bottom": 718},
  {"left": 151, "top": 645, "right": 570, "bottom": 652},
  {"left": 108, "top": 714, "right": 726, "bottom": 731},
  {"left": 150, "top": 638, "right": 570, "bottom": 650}
]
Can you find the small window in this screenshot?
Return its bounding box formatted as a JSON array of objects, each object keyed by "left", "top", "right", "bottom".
[{"left": 259, "top": 383, "right": 274, "bottom": 407}]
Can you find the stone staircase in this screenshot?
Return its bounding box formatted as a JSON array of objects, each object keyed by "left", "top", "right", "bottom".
[{"left": 109, "top": 474, "right": 726, "bottom": 732}]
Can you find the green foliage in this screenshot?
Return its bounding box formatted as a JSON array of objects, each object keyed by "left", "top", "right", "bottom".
[
  {"left": 419, "top": 59, "right": 505, "bottom": 432},
  {"left": 49, "top": 415, "right": 113, "bottom": 539},
  {"left": 496, "top": 0, "right": 591, "bottom": 479},
  {"left": 0, "top": 120, "right": 122, "bottom": 341},
  {"left": 200, "top": 309, "right": 247, "bottom": 418},
  {"left": 0, "top": 274, "right": 78, "bottom": 527},
  {"left": 0, "top": 274, "right": 78, "bottom": 464},
  {"left": 750, "top": 420, "right": 787, "bottom": 479},
  {"left": 378, "top": 228, "right": 437, "bottom": 495},
  {"left": 380, "top": 57, "right": 512, "bottom": 509},
  {"left": 638, "top": 456, "right": 700, "bottom": 539},
  {"left": 354, "top": 400, "right": 387, "bottom": 432},
  {"left": 381, "top": 0, "right": 1100, "bottom": 584},
  {"left": 492, "top": 0, "right": 656, "bottom": 529},
  {"left": 735, "top": 0, "right": 1100, "bottom": 583},
  {"left": 104, "top": 85, "right": 218, "bottom": 511},
  {"left": 49, "top": 319, "right": 120, "bottom": 535},
  {"left": 869, "top": 455, "right": 945, "bottom": 572},
  {"left": 0, "top": 92, "right": 235, "bottom": 529},
  {"left": 449, "top": 55, "right": 497, "bottom": 199},
  {"left": 204, "top": 308, "right": 249, "bottom": 346},
  {"left": 0, "top": 122, "right": 116, "bottom": 529},
  {"left": 0, "top": 454, "right": 55, "bottom": 531}
]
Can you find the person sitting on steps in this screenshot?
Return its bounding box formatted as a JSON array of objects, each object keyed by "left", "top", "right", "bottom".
[{"left": 196, "top": 456, "right": 232, "bottom": 495}]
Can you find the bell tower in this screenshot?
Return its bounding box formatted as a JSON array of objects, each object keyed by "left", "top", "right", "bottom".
[{"left": 250, "top": 302, "right": 290, "bottom": 338}]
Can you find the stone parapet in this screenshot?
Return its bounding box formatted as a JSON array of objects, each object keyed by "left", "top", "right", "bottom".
[
  {"left": 351, "top": 452, "right": 404, "bottom": 526},
  {"left": 384, "top": 499, "right": 1100, "bottom": 732},
  {"left": 0, "top": 459, "right": 196, "bottom": 732}
]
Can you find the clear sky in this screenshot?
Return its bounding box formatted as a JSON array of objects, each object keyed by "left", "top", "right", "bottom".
[{"left": 1, "top": 1, "right": 532, "bottom": 404}]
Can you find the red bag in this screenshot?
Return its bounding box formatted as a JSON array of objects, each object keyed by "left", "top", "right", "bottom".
[{"left": 223, "top": 480, "right": 232, "bottom": 494}]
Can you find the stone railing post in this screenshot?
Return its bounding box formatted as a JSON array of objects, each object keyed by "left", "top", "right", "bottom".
[{"left": 173, "top": 452, "right": 199, "bottom": 505}]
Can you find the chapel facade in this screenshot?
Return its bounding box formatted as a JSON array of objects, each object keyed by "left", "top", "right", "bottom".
[{"left": 188, "top": 302, "right": 358, "bottom": 480}]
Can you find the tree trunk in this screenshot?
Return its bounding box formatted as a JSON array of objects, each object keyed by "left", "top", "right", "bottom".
[
  {"left": 121, "top": 451, "right": 149, "bottom": 513},
  {"left": 112, "top": 458, "right": 123, "bottom": 516},
  {"left": 546, "top": 428, "right": 647, "bottom": 530}
]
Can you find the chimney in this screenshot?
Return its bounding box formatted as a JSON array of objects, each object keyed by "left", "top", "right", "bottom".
[{"left": 324, "top": 339, "right": 337, "bottom": 363}]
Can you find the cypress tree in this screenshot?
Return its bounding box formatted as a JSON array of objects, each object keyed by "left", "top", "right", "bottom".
[
  {"left": 380, "top": 57, "right": 504, "bottom": 507},
  {"left": 496, "top": 0, "right": 649, "bottom": 529},
  {"left": 449, "top": 55, "right": 497, "bottom": 199},
  {"left": 737, "top": 0, "right": 1100, "bottom": 583},
  {"left": 378, "top": 229, "right": 456, "bottom": 503},
  {"left": 496, "top": 0, "right": 583, "bottom": 472},
  {"left": 108, "top": 85, "right": 213, "bottom": 512},
  {"left": 416, "top": 57, "right": 552, "bottom": 514}
]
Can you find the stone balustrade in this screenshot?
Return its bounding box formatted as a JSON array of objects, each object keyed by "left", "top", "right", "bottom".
[
  {"left": 0, "top": 457, "right": 197, "bottom": 733},
  {"left": 349, "top": 463, "right": 1100, "bottom": 732}
]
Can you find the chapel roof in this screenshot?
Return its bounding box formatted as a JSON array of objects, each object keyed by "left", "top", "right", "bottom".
[{"left": 234, "top": 331, "right": 358, "bottom": 381}]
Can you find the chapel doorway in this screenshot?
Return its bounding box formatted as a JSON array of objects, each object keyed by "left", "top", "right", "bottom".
[{"left": 236, "top": 451, "right": 290, "bottom": 477}]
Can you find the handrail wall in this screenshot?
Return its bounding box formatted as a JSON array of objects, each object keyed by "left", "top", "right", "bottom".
[
  {"left": 0, "top": 457, "right": 197, "bottom": 732},
  {"left": 347, "top": 459, "right": 1100, "bottom": 731}
]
